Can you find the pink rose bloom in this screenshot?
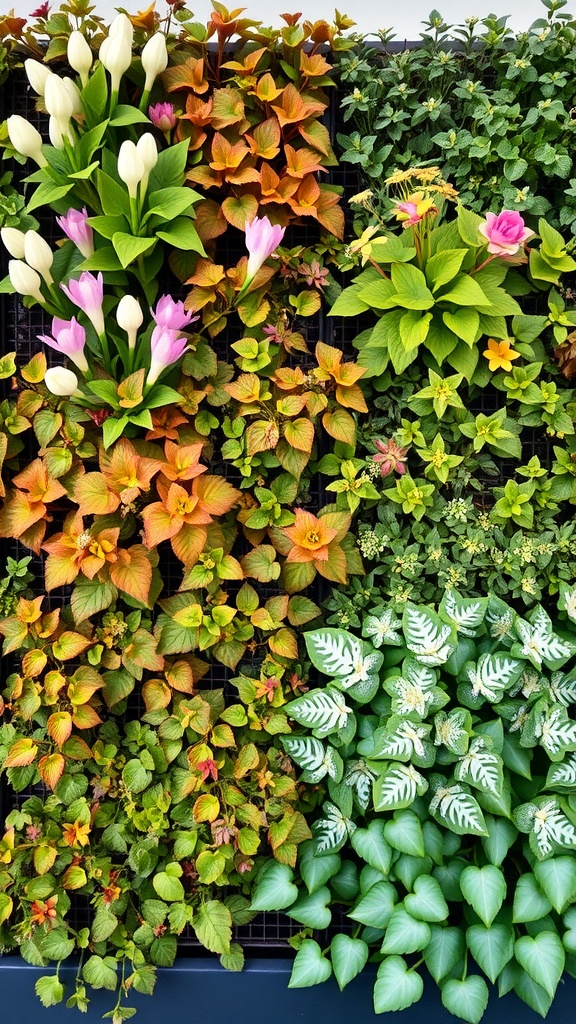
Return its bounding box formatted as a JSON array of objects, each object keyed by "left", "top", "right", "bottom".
[
  {"left": 152, "top": 295, "right": 198, "bottom": 332},
  {"left": 149, "top": 102, "right": 176, "bottom": 132},
  {"left": 38, "top": 316, "right": 89, "bottom": 373},
  {"left": 478, "top": 210, "right": 535, "bottom": 256},
  {"left": 146, "top": 325, "right": 188, "bottom": 386},
  {"left": 56, "top": 207, "right": 94, "bottom": 259},
  {"left": 373, "top": 439, "right": 409, "bottom": 477}
]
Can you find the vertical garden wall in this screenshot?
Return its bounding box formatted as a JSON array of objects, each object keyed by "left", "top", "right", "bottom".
[{"left": 1, "top": 2, "right": 576, "bottom": 1022}]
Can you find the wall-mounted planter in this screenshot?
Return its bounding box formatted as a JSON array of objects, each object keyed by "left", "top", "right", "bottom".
[{"left": 1, "top": 957, "right": 575, "bottom": 1023}]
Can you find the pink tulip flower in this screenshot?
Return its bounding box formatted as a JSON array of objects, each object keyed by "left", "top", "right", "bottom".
[
  {"left": 243, "top": 215, "right": 286, "bottom": 290},
  {"left": 56, "top": 207, "right": 94, "bottom": 259},
  {"left": 152, "top": 295, "right": 197, "bottom": 332},
  {"left": 147, "top": 325, "right": 189, "bottom": 386},
  {"left": 372, "top": 438, "right": 409, "bottom": 477},
  {"left": 38, "top": 316, "right": 89, "bottom": 373},
  {"left": 148, "top": 102, "right": 176, "bottom": 132},
  {"left": 61, "top": 271, "right": 104, "bottom": 336},
  {"left": 478, "top": 210, "right": 535, "bottom": 256}
]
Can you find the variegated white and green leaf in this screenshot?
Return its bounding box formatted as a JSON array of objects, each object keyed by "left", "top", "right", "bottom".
[
  {"left": 513, "top": 618, "right": 575, "bottom": 670},
  {"left": 362, "top": 609, "right": 403, "bottom": 648},
  {"left": 455, "top": 738, "right": 503, "bottom": 796},
  {"left": 285, "top": 687, "right": 353, "bottom": 738},
  {"left": 371, "top": 720, "right": 431, "bottom": 762},
  {"left": 548, "top": 670, "right": 576, "bottom": 707},
  {"left": 440, "top": 590, "right": 487, "bottom": 638},
  {"left": 344, "top": 759, "right": 378, "bottom": 811},
  {"left": 546, "top": 753, "right": 576, "bottom": 791},
  {"left": 516, "top": 667, "right": 545, "bottom": 700},
  {"left": 514, "top": 799, "right": 576, "bottom": 859},
  {"left": 312, "top": 801, "right": 356, "bottom": 855},
  {"left": 536, "top": 706, "right": 576, "bottom": 761},
  {"left": 304, "top": 629, "right": 361, "bottom": 678},
  {"left": 558, "top": 582, "right": 576, "bottom": 624},
  {"left": 403, "top": 603, "right": 456, "bottom": 665},
  {"left": 281, "top": 736, "right": 343, "bottom": 783},
  {"left": 463, "top": 652, "right": 523, "bottom": 703},
  {"left": 485, "top": 595, "right": 516, "bottom": 643},
  {"left": 373, "top": 763, "right": 428, "bottom": 811},
  {"left": 434, "top": 709, "right": 471, "bottom": 756},
  {"left": 429, "top": 781, "right": 488, "bottom": 837}
]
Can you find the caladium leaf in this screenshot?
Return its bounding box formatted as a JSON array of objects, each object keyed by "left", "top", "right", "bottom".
[
  {"left": 281, "top": 736, "right": 343, "bottom": 783},
  {"left": 285, "top": 687, "right": 353, "bottom": 738},
  {"left": 373, "top": 763, "right": 428, "bottom": 811},
  {"left": 312, "top": 801, "right": 356, "bottom": 854},
  {"left": 514, "top": 799, "right": 576, "bottom": 859},
  {"left": 403, "top": 603, "right": 457, "bottom": 665},
  {"left": 455, "top": 737, "right": 504, "bottom": 796},
  {"left": 513, "top": 614, "right": 575, "bottom": 670},
  {"left": 536, "top": 705, "right": 576, "bottom": 761},
  {"left": 429, "top": 777, "right": 488, "bottom": 837},
  {"left": 343, "top": 759, "right": 378, "bottom": 810},
  {"left": 546, "top": 752, "right": 576, "bottom": 791},
  {"left": 304, "top": 628, "right": 383, "bottom": 686},
  {"left": 440, "top": 590, "right": 488, "bottom": 637},
  {"left": 361, "top": 609, "right": 403, "bottom": 647},
  {"left": 461, "top": 651, "right": 523, "bottom": 704}
]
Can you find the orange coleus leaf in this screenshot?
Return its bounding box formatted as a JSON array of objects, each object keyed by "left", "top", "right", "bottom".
[
  {"left": 142, "top": 678, "right": 172, "bottom": 712},
  {"left": 194, "top": 474, "right": 240, "bottom": 518},
  {"left": 259, "top": 168, "right": 299, "bottom": 205},
  {"left": 316, "top": 543, "right": 348, "bottom": 584},
  {"left": 22, "top": 649, "right": 48, "bottom": 678},
  {"left": 315, "top": 342, "right": 365, "bottom": 384},
  {"left": 315, "top": 186, "right": 345, "bottom": 239},
  {"left": 4, "top": 738, "right": 38, "bottom": 768},
  {"left": 336, "top": 383, "right": 368, "bottom": 413},
  {"left": 109, "top": 545, "right": 153, "bottom": 605},
  {"left": 146, "top": 406, "right": 190, "bottom": 441},
  {"left": 246, "top": 420, "right": 280, "bottom": 456},
  {"left": 192, "top": 199, "right": 228, "bottom": 243},
  {"left": 141, "top": 502, "right": 182, "bottom": 548},
  {"left": 224, "top": 373, "right": 262, "bottom": 404},
  {"left": 75, "top": 472, "right": 120, "bottom": 515},
  {"left": 273, "top": 367, "right": 307, "bottom": 391},
  {"left": 284, "top": 145, "right": 326, "bottom": 179},
  {"left": 18, "top": 596, "right": 44, "bottom": 624},
  {"left": 210, "top": 87, "right": 249, "bottom": 130},
  {"left": 318, "top": 509, "right": 352, "bottom": 542},
  {"left": 276, "top": 394, "right": 307, "bottom": 417},
  {"left": 52, "top": 631, "right": 92, "bottom": 661},
  {"left": 129, "top": 3, "right": 157, "bottom": 30},
  {"left": 226, "top": 161, "right": 260, "bottom": 187},
  {"left": 246, "top": 117, "right": 281, "bottom": 160},
  {"left": 271, "top": 85, "right": 327, "bottom": 127},
  {"left": 283, "top": 417, "right": 315, "bottom": 453},
  {"left": 298, "top": 118, "right": 336, "bottom": 162},
  {"left": 300, "top": 51, "right": 333, "bottom": 78},
  {"left": 101, "top": 437, "right": 162, "bottom": 504},
  {"left": 18, "top": 518, "right": 47, "bottom": 555},
  {"left": 13, "top": 459, "right": 67, "bottom": 504},
  {"left": 269, "top": 627, "right": 299, "bottom": 660},
  {"left": 0, "top": 489, "right": 47, "bottom": 540},
  {"left": 161, "top": 440, "right": 207, "bottom": 483},
  {"left": 171, "top": 524, "right": 208, "bottom": 565},
  {"left": 163, "top": 57, "right": 209, "bottom": 94},
  {"left": 38, "top": 752, "right": 66, "bottom": 790},
  {"left": 210, "top": 133, "right": 250, "bottom": 172},
  {"left": 47, "top": 711, "right": 73, "bottom": 747},
  {"left": 222, "top": 46, "right": 267, "bottom": 73},
  {"left": 165, "top": 660, "right": 195, "bottom": 693},
  {"left": 165, "top": 481, "right": 211, "bottom": 525},
  {"left": 322, "top": 406, "right": 357, "bottom": 444},
  {"left": 186, "top": 258, "right": 226, "bottom": 288},
  {"left": 283, "top": 509, "right": 338, "bottom": 564},
  {"left": 62, "top": 735, "right": 93, "bottom": 760},
  {"left": 186, "top": 165, "right": 224, "bottom": 190},
  {"left": 221, "top": 194, "right": 259, "bottom": 231},
  {"left": 117, "top": 369, "right": 145, "bottom": 409},
  {"left": 71, "top": 704, "right": 103, "bottom": 729},
  {"left": 67, "top": 667, "right": 104, "bottom": 705},
  {"left": 305, "top": 392, "right": 328, "bottom": 417},
  {"left": 254, "top": 72, "right": 284, "bottom": 103},
  {"left": 38, "top": 608, "right": 61, "bottom": 639},
  {"left": 290, "top": 174, "right": 321, "bottom": 215}
]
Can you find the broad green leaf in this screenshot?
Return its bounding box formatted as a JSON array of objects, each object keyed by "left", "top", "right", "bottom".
[
  {"left": 424, "top": 925, "right": 465, "bottom": 984},
  {"left": 298, "top": 841, "right": 341, "bottom": 894},
  {"left": 514, "top": 931, "right": 565, "bottom": 998},
  {"left": 438, "top": 274, "right": 489, "bottom": 307},
  {"left": 348, "top": 881, "right": 397, "bottom": 929},
  {"left": 193, "top": 901, "right": 232, "bottom": 954},
  {"left": 384, "top": 810, "right": 425, "bottom": 857},
  {"left": 330, "top": 934, "right": 369, "bottom": 990},
  {"left": 351, "top": 820, "right": 392, "bottom": 873},
  {"left": 250, "top": 863, "right": 298, "bottom": 911},
  {"left": 286, "top": 887, "right": 332, "bottom": 929},
  {"left": 426, "top": 249, "right": 467, "bottom": 291},
  {"left": 391, "top": 262, "right": 435, "bottom": 310},
  {"left": 373, "top": 956, "right": 423, "bottom": 1013},
  {"left": 513, "top": 874, "right": 553, "bottom": 923},
  {"left": 404, "top": 875, "right": 449, "bottom": 923},
  {"left": 152, "top": 870, "right": 185, "bottom": 903},
  {"left": 35, "top": 976, "right": 65, "bottom": 1007},
  {"left": 288, "top": 940, "right": 332, "bottom": 988},
  {"left": 481, "top": 816, "right": 518, "bottom": 867},
  {"left": 441, "top": 976, "right": 489, "bottom": 1024},
  {"left": 460, "top": 865, "right": 506, "bottom": 927},
  {"left": 534, "top": 857, "right": 576, "bottom": 914},
  {"left": 82, "top": 955, "right": 118, "bottom": 991},
  {"left": 381, "top": 906, "right": 432, "bottom": 954},
  {"left": 467, "top": 924, "right": 514, "bottom": 983}
]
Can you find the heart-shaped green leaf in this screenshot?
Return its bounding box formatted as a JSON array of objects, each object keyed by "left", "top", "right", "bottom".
[
  {"left": 562, "top": 907, "right": 576, "bottom": 954},
  {"left": 441, "top": 976, "right": 489, "bottom": 1024},
  {"left": 384, "top": 810, "right": 425, "bottom": 857},
  {"left": 381, "top": 906, "right": 431, "bottom": 955},
  {"left": 286, "top": 886, "right": 332, "bottom": 929},
  {"left": 348, "top": 880, "right": 396, "bottom": 929},
  {"left": 351, "top": 820, "right": 393, "bottom": 874},
  {"left": 467, "top": 924, "right": 514, "bottom": 983},
  {"left": 373, "top": 956, "right": 423, "bottom": 1013},
  {"left": 249, "top": 863, "right": 298, "bottom": 912},
  {"left": 299, "top": 841, "right": 341, "bottom": 895},
  {"left": 515, "top": 931, "right": 565, "bottom": 998},
  {"left": 534, "top": 857, "right": 576, "bottom": 914},
  {"left": 460, "top": 865, "right": 506, "bottom": 926},
  {"left": 404, "top": 875, "right": 449, "bottom": 923},
  {"left": 513, "top": 873, "right": 552, "bottom": 923},
  {"left": 288, "top": 940, "right": 332, "bottom": 988},
  {"left": 424, "top": 925, "right": 465, "bottom": 984},
  {"left": 330, "top": 934, "right": 369, "bottom": 991}
]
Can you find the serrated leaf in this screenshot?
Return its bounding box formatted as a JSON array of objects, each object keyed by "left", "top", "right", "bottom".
[{"left": 193, "top": 901, "right": 231, "bottom": 954}]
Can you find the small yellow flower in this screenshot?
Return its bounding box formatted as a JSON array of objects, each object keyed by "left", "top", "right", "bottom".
[
  {"left": 346, "top": 225, "right": 386, "bottom": 264},
  {"left": 61, "top": 819, "right": 91, "bottom": 848},
  {"left": 482, "top": 338, "right": 521, "bottom": 372}
]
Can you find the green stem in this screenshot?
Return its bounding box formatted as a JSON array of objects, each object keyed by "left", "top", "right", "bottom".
[
  {"left": 98, "top": 330, "right": 112, "bottom": 369},
  {"left": 129, "top": 195, "right": 140, "bottom": 235}
]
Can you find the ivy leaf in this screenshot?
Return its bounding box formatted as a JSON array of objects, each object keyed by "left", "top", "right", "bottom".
[
  {"left": 460, "top": 865, "right": 506, "bottom": 927},
  {"left": 404, "top": 875, "right": 449, "bottom": 923},
  {"left": 467, "top": 924, "right": 514, "bottom": 983},
  {"left": 288, "top": 940, "right": 332, "bottom": 988},
  {"left": 330, "top": 934, "right": 369, "bottom": 991},
  {"left": 423, "top": 925, "right": 465, "bottom": 984},
  {"left": 348, "top": 880, "right": 397, "bottom": 929},
  {"left": 514, "top": 931, "right": 565, "bottom": 998},
  {"left": 373, "top": 956, "right": 424, "bottom": 1012},
  {"left": 382, "top": 906, "right": 431, "bottom": 955},
  {"left": 441, "top": 976, "right": 489, "bottom": 1024},
  {"left": 249, "top": 863, "right": 298, "bottom": 911}
]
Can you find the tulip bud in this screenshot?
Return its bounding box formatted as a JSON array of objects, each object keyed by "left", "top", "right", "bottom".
[
  {"left": 6, "top": 115, "right": 47, "bottom": 166},
  {"left": 136, "top": 132, "right": 158, "bottom": 196},
  {"left": 117, "top": 140, "right": 145, "bottom": 198},
  {"left": 116, "top": 295, "right": 143, "bottom": 350},
  {"left": 1, "top": 227, "right": 26, "bottom": 259},
  {"left": 67, "top": 30, "right": 93, "bottom": 86},
  {"left": 8, "top": 260, "right": 45, "bottom": 304},
  {"left": 44, "top": 75, "right": 75, "bottom": 122},
  {"left": 61, "top": 77, "right": 83, "bottom": 116},
  {"left": 44, "top": 366, "right": 81, "bottom": 397},
  {"left": 48, "top": 116, "right": 65, "bottom": 149},
  {"left": 109, "top": 12, "right": 133, "bottom": 38},
  {"left": 24, "top": 58, "right": 52, "bottom": 96},
  {"left": 24, "top": 231, "right": 54, "bottom": 285},
  {"left": 141, "top": 32, "right": 168, "bottom": 93},
  {"left": 99, "top": 14, "right": 134, "bottom": 96}
]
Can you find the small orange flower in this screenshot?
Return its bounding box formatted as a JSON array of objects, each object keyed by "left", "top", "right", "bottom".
[
  {"left": 30, "top": 895, "right": 58, "bottom": 926},
  {"left": 283, "top": 509, "right": 338, "bottom": 563},
  {"left": 61, "top": 819, "right": 91, "bottom": 848},
  {"left": 483, "top": 337, "right": 521, "bottom": 372}
]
